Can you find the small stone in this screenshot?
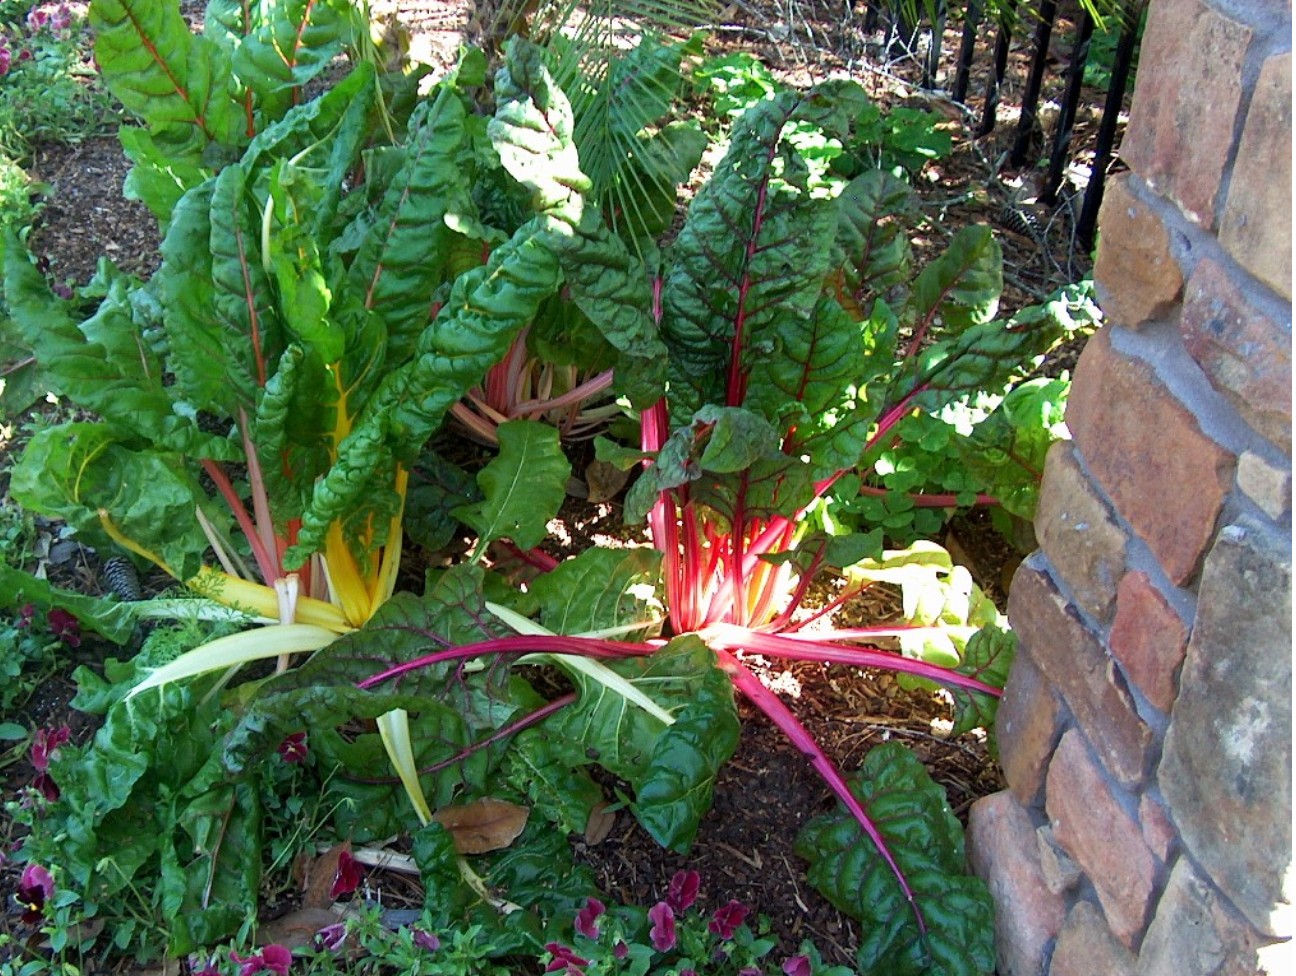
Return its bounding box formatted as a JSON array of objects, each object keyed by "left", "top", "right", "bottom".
[
  {"left": 1180, "top": 258, "right": 1292, "bottom": 454},
  {"left": 1067, "top": 329, "right": 1234, "bottom": 585},
  {"left": 1036, "top": 824, "right": 1082, "bottom": 894},
  {"left": 1237, "top": 451, "right": 1292, "bottom": 522},
  {"left": 1219, "top": 52, "right": 1293, "bottom": 301}
]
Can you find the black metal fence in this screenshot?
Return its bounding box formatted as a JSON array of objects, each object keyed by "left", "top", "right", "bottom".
[{"left": 871, "top": 0, "right": 1145, "bottom": 250}]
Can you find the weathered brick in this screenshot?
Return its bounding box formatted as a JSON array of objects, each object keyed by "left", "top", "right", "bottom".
[
  {"left": 1093, "top": 175, "right": 1184, "bottom": 327},
  {"left": 1138, "top": 793, "right": 1177, "bottom": 867},
  {"left": 1010, "top": 563, "right": 1155, "bottom": 789},
  {"left": 1108, "top": 571, "right": 1190, "bottom": 713},
  {"left": 968, "top": 791, "right": 1066, "bottom": 976},
  {"left": 1180, "top": 258, "right": 1293, "bottom": 454},
  {"left": 1159, "top": 518, "right": 1293, "bottom": 935},
  {"left": 1219, "top": 52, "right": 1293, "bottom": 301},
  {"left": 1237, "top": 451, "right": 1293, "bottom": 522},
  {"left": 1050, "top": 900, "right": 1137, "bottom": 976},
  {"left": 997, "top": 633, "right": 1067, "bottom": 807},
  {"left": 1138, "top": 858, "right": 1274, "bottom": 976},
  {"left": 1067, "top": 329, "right": 1234, "bottom": 585},
  {"left": 1035, "top": 443, "right": 1129, "bottom": 623},
  {"left": 1046, "top": 730, "right": 1159, "bottom": 949},
  {"left": 1122, "top": 0, "right": 1251, "bottom": 227}
]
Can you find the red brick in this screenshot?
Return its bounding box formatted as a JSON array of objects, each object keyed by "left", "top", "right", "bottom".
[
  {"left": 1093, "top": 175, "right": 1184, "bottom": 327},
  {"left": 1067, "top": 329, "right": 1234, "bottom": 585},
  {"left": 1108, "top": 571, "right": 1189, "bottom": 713},
  {"left": 1046, "top": 730, "right": 1159, "bottom": 949},
  {"left": 968, "top": 791, "right": 1066, "bottom": 976},
  {"left": 1009, "top": 564, "right": 1155, "bottom": 789},
  {"left": 1122, "top": 0, "right": 1251, "bottom": 227},
  {"left": 1049, "top": 900, "right": 1136, "bottom": 976},
  {"left": 1181, "top": 258, "right": 1293, "bottom": 454},
  {"left": 1219, "top": 52, "right": 1293, "bottom": 301},
  {"left": 1035, "top": 443, "right": 1128, "bottom": 623},
  {"left": 997, "top": 641, "right": 1067, "bottom": 807}
]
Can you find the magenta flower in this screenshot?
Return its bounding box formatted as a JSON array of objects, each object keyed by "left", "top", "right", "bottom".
[
  {"left": 412, "top": 928, "right": 440, "bottom": 952},
  {"left": 648, "top": 901, "right": 676, "bottom": 952},
  {"left": 543, "top": 942, "right": 589, "bottom": 974},
  {"left": 47, "top": 609, "right": 81, "bottom": 647},
  {"left": 739, "top": 969, "right": 763, "bottom": 976},
  {"left": 51, "top": 5, "right": 73, "bottom": 32},
  {"left": 329, "top": 849, "right": 363, "bottom": 900},
  {"left": 314, "top": 922, "right": 347, "bottom": 952},
  {"left": 666, "top": 868, "right": 700, "bottom": 911},
  {"left": 190, "top": 957, "right": 221, "bottom": 976},
  {"left": 783, "top": 955, "right": 811, "bottom": 976},
  {"left": 31, "top": 726, "right": 70, "bottom": 771},
  {"left": 230, "top": 944, "right": 291, "bottom": 976},
  {"left": 708, "top": 899, "right": 749, "bottom": 939},
  {"left": 16, "top": 864, "right": 55, "bottom": 925},
  {"left": 574, "top": 897, "right": 605, "bottom": 940},
  {"left": 277, "top": 732, "right": 308, "bottom": 764},
  {"left": 613, "top": 941, "right": 629, "bottom": 959},
  {"left": 16, "top": 604, "right": 35, "bottom": 628}
]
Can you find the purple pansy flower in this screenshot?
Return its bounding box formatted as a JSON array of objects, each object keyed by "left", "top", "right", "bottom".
[
  {"left": 277, "top": 732, "right": 308, "bottom": 764},
  {"left": 666, "top": 868, "right": 700, "bottom": 911},
  {"left": 230, "top": 944, "right": 291, "bottom": 976},
  {"left": 648, "top": 901, "right": 676, "bottom": 952},
  {"left": 575, "top": 897, "right": 605, "bottom": 940},
  {"left": 411, "top": 928, "right": 440, "bottom": 952},
  {"left": 329, "top": 849, "right": 363, "bottom": 900},
  {"left": 783, "top": 955, "right": 812, "bottom": 976},
  {"left": 47, "top": 609, "right": 81, "bottom": 647},
  {"left": 16, "top": 864, "right": 55, "bottom": 924},
  {"left": 543, "top": 942, "right": 589, "bottom": 974},
  {"left": 708, "top": 899, "right": 749, "bottom": 939}
]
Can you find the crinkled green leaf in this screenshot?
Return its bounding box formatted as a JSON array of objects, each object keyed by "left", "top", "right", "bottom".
[
  {"left": 231, "top": 0, "right": 356, "bottom": 118},
  {"left": 633, "top": 643, "right": 740, "bottom": 851},
  {"left": 833, "top": 169, "right": 913, "bottom": 315},
  {"left": 904, "top": 225, "right": 1002, "bottom": 336},
  {"left": 348, "top": 86, "right": 477, "bottom": 365},
  {"left": 950, "top": 623, "right": 1016, "bottom": 742},
  {"left": 530, "top": 547, "right": 663, "bottom": 637},
  {"left": 90, "top": 0, "right": 239, "bottom": 149},
  {"left": 793, "top": 742, "right": 995, "bottom": 976},
  {"left": 11, "top": 424, "right": 213, "bottom": 581},
  {"left": 454, "top": 419, "right": 570, "bottom": 552},
  {"left": 504, "top": 728, "right": 605, "bottom": 835},
  {"left": 662, "top": 90, "right": 840, "bottom": 414}
]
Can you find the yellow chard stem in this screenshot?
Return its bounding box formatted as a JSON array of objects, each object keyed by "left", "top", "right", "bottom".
[
  {"left": 188, "top": 566, "right": 353, "bottom": 633},
  {"left": 97, "top": 509, "right": 178, "bottom": 579},
  {"left": 370, "top": 465, "right": 409, "bottom": 610}
]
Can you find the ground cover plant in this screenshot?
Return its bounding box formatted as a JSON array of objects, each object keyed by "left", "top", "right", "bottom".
[{"left": 2, "top": 1, "right": 1106, "bottom": 972}]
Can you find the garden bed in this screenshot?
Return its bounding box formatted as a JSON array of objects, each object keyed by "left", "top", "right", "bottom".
[{"left": 1, "top": 1, "right": 1120, "bottom": 972}]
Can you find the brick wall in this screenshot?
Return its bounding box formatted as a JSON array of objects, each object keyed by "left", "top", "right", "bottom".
[{"left": 965, "top": 1, "right": 1293, "bottom": 973}]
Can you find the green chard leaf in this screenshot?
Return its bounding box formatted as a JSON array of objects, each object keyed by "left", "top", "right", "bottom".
[
  {"left": 347, "top": 86, "right": 478, "bottom": 365},
  {"left": 662, "top": 86, "right": 852, "bottom": 414},
  {"left": 454, "top": 419, "right": 570, "bottom": 553},
  {"left": 833, "top": 169, "right": 914, "bottom": 314},
  {"left": 529, "top": 547, "right": 663, "bottom": 636},
  {"left": 794, "top": 742, "right": 995, "bottom": 976},
  {"left": 950, "top": 622, "right": 1016, "bottom": 743},
  {"left": 904, "top": 224, "right": 1003, "bottom": 336},
  {"left": 90, "top": 0, "right": 239, "bottom": 149},
  {"left": 230, "top": 0, "right": 356, "bottom": 119}
]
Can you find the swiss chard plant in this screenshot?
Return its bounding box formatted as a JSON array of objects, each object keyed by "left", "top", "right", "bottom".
[{"left": 79, "top": 48, "right": 1099, "bottom": 975}]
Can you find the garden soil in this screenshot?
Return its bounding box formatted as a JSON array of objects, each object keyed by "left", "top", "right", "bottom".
[{"left": 3, "top": 0, "right": 1120, "bottom": 969}]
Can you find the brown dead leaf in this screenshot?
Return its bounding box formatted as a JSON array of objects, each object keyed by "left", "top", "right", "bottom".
[
  {"left": 585, "top": 459, "right": 630, "bottom": 504},
  {"left": 256, "top": 907, "right": 344, "bottom": 950},
  {"left": 583, "top": 801, "right": 616, "bottom": 845},
  {"left": 432, "top": 797, "right": 530, "bottom": 854},
  {"left": 297, "top": 840, "right": 352, "bottom": 909}
]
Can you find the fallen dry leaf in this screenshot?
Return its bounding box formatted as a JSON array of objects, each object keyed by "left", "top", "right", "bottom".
[
  {"left": 432, "top": 797, "right": 530, "bottom": 854},
  {"left": 584, "top": 801, "right": 616, "bottom": 845},
  {"left": 585, "top": 459, "right": 631, "bottom": 504},
  {"left": 256, "top": 907, "right": 345, "bottom": 950},
  {"left": 295, "top": 840, "right": 353, "bottom": 909}
]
